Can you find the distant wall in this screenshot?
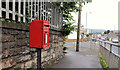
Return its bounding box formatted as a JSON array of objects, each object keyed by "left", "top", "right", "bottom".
[
  {"left": 1, "top": 21, "right": 64, "bottom": 69},
  {"left": 65, "top": 39, "right": 89, "bottom": 42}
]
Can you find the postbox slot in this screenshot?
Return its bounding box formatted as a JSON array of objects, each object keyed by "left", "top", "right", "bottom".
[{"left": 44, "top": 25, "right": 49, "bottom": 27}]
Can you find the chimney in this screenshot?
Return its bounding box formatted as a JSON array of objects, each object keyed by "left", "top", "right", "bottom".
[{"left": 111, "top": 31, "right": 113, "bottom": 33}]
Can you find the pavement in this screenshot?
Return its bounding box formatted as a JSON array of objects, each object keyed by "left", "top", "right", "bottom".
[{"left": 52, "top": 41, "right": 101, "bottom": 68}]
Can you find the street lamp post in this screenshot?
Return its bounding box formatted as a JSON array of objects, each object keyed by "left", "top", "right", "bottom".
[
  {"left": 86, "top": 13, "right": 88, "bottom": 34},
  {"left": 86, "top": 12, "right": 91, "bottom": 34}
]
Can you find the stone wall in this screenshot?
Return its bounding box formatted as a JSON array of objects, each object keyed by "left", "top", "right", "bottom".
[
  {"left": 0, "top": 21, "right": 64, "bottom": 69},
  {"left": 99, "top": 41, "right": 120, "bottom": 68}
]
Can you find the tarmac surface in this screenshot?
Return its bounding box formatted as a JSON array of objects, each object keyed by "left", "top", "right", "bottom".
[{"left": 52, "top": 41, "right": 102, "bottom": 68}]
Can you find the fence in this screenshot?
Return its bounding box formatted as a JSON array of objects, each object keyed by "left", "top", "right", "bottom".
[
  {"left": 99, "top": 40, "right": 120, "bottom": 68},
  {"left": 0, "top": 0, "right": 63, "bottom": 30}
]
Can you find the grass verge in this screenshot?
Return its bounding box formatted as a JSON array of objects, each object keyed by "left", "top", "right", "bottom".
[{"left": 99, "top": 53, "right": 109, "bottom": 70}]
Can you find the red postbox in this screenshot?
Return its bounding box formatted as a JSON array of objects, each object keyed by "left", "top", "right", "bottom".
[{"left": 29, "top": 20, "right": 49, "bottom": 49}]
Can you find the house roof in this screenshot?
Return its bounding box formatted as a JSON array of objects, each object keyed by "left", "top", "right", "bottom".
[{"left": 107, "top": 32, "right": 116, "bottom": 38}]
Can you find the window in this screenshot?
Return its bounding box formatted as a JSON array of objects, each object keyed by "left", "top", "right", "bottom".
[
  {"left": 2, "top": 11, "right": 6, "bottom": 18},
  {"left": 15, "top": 15, "right": 18, "bottom": 22},
  {"left": 2, "top": 1, "right": 6, "bottom": 8},
  {"left": 9, "top": 0, "right": 13, "bottom": 11},
  {"left": 15, "top": 2, "right": 18, "bottom": 13},
  {"left": 21, "top": 17, "right": 23, "bottom": 22},
  {"left": 25, "top": 2, "right": 28, "bottom": 16},
  {"left": 21, "top": 2, "right": 23, "bottom": 14},
  {"left": 9, "top": 13, "right": 12, "bottom": 20}
]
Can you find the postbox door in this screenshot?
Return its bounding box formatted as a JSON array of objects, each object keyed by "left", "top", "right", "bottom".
[{"left": 29, "top": 20, "right": 43, "bottom": 48}]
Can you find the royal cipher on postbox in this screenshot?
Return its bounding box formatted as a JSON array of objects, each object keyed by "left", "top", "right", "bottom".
[{"left": 29, "top": 20, "right": 49, "bottom": 49}]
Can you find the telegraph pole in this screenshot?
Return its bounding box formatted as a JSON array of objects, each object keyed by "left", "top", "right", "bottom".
[
  {"left": 86, "top": 13, "right": 87, "bottom": 34},
  {"left": 76, "top": 0, "right": 82, "bottom": 52}
]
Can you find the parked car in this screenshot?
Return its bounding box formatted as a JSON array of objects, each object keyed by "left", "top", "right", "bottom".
[
  {"left": 112, "top": 38, "right": 119, "bottom": 43},
  {"left": 96, "top": 38, "right": 99, "bottom": 41},
  {"left": 101, "top": 38, "right": 106, "bottom": 41},
  {"left": 91, "top": 38, "right": 96, "bottom": 41}
]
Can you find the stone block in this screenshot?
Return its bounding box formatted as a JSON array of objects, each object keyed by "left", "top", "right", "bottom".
[
  {"left": 2, "top": 49, "right": 9, "bottom": 58},
  {"left": 2, "top": 29, "right": 9, "bottom": 34},
  {"left": 31, "top": 52, "right": 37, "bottom": 58},
  {"left": 16, "top": 34, "right": 26, "bottom": 39},
  {"left": 8, "top": 47, "right": 26, "bottom": 56},
  {"left": 53, "top": 53, "right": 55, "bottom": 58},
  {"left": 32, "top": 58, "right": 37, "bottom": 68},
  {"left": 47, "top": 52, "right": 50, "bottom": 56},
  {"left": 50, "top": 49, "right": 54, "bottom": 54},
  {"left": 44, "top": 57, "right": 48, "bottom": 62},
  {"left": 2, "top": 34, "right": 15, "bottom": 42},
  {"left": 47, "top": 56, "right": 50, "bottom": 61},
  {"left": 13, "top": 63, "right": 25, "bottom": 68},
  {"left": 50, "top": 55, "right": 53, "bottom": 59},
  {"left": 0, "top": 44, "right": 2, "bottom": 53},
  {"left": 41, "top": 57, "right": 44, "bottom": 63},
  {"left": 16, "top": 55, "right": 31, "bottom": 63},
  {"left": 29, "top": 48, "right": 37, "bottom": 52},
  {"left": 2, "top": 42, "right": 16, "bottom": 49},
  {"left": 43, "top": 51, "right": 47, "bottom": 57},
  {"left": 24, "top": 61, "right": 32, "bottom": 68},
  {"left": 26, "top": 32, "right": 29, "bottom": 38},
  {"left": 41, "top": 51, "right": 44, "bottom": 58},
  {"left": 0, "top": 62, "right": 2, "bottom": 70},
  {"left": 24, "top": 59, "right": 37, "bottom": 68},
  {"left": 0, "top": 54, "right": 2, "bottom": 59},
  {"left": 10, "top": 30, "right": 19, "bottom": 35},
  {"left": 2, "top": 57, "right": 17, "bottom": 69},
  {"left": 22, "top": 46, "right": 30, "bottom": 54},
  {"left": 17, "top": 39, "right": 27, "bottom": 46}
]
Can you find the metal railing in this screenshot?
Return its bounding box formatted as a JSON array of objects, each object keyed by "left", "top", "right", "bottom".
[
  {"left": 99, "top": 40, "right": 120, "bottom": 68},
  {"left": 0, "top": 0, "right": 63, "bottom": 30}
]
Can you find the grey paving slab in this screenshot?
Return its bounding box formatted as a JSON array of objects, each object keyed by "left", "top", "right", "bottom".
[{"left": 52, "top": 41, "right": 101, "bottom": 68}]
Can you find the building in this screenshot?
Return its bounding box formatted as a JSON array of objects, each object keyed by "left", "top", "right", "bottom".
[
  {"left": 107, "top": 31, "right": 117, "bottom": 40},
  {"left": 68, "top": 24, "right": 85, "bottom": 39}
]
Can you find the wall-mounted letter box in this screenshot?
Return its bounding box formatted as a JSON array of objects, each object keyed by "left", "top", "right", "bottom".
[{"left": 29, "top": 20, "right": 49, "bottom": 49}]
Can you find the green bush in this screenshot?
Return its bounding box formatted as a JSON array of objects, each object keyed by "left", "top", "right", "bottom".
[
  {"left": 0, "top": 18, "right": 5, "bottom": 21},
  {"left": 63, "top": 47, "right": 68, "bottom": 50}
]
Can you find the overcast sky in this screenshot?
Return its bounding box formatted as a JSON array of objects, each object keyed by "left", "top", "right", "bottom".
[{"left": 72, "top": 0, "right": 120, "bottom": 30}]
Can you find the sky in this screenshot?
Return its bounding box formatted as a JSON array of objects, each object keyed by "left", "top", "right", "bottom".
[
  {"left": 68, "top": 0, "right": 120, "bottom": 39},
  {"left": 72, "top": 0, "right": 120, "bottom": 30}
]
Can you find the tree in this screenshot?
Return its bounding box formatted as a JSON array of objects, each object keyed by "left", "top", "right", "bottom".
[
  {"left": 104, "top": 31, "right": 107, "bottom": 34},
  {"left": 54, "top": 1, "right": 92, "bottom": 37},
  {"left": 86, "top": 34, "right": 89, "bottom": 37},
  {"left": 55, "top": 2, "right": 84, "bottom": 36},
  {"left": 55, "top": 1, "right": 92, "bottom": 52},
  {"left": 107, "top": 30, "right": 110, "bottom": 34},
  {"left": 55, "top": 2, "right": 79, "bottom": 36},
  {"left": 104, "top": 30, "right": 110, "bottom": 34}
]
